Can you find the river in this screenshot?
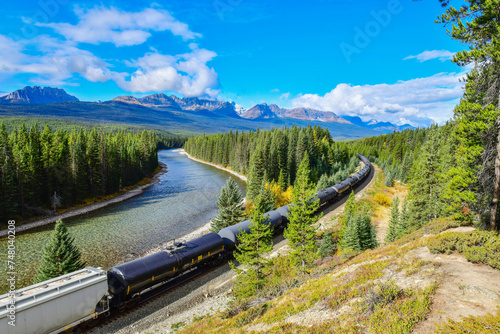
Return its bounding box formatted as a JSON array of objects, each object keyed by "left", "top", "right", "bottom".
[{"left": 0, "top": 149, "right": 246, "bottom": 294}]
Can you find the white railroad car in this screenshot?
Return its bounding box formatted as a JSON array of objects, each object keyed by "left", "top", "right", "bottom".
[{"left": 0, "top": 267, "right": 109, "bottom": 334}]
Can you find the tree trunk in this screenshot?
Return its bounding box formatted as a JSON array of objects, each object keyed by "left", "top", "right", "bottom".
[{"left": 491, "top": 118, "right": 500, "bottom": 230}]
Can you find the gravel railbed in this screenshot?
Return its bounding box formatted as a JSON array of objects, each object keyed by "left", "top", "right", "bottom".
[
  {"left": 89, "top": 263, "right": 235, "bottom": 334},
  {"left": 89, "top": 235, "right": 288, "bottom": 334}
]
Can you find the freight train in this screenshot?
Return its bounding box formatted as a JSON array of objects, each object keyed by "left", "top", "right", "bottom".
[{"left": 0, "top": 154, "right": 371, "bottom": 334}]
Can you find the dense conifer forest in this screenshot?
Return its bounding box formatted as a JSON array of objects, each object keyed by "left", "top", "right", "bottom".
[
  {"left": 184, "top": 125, "right": 354, "bottom": 200},
  {"left": 184, "top": 119, "right": 499, "bottom": 232},
  {"left": 0, "top": 123, "right": 184, "bottom": 226}
]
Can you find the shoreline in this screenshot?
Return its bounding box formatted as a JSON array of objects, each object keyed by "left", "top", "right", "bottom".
[
  {"left": 0, "top": 161, "right": 168, "bottom": 237},
  {"left": 177, "top": 148, "right": 248, "bottom": 182},
  {"left": 142, "top": 149, "right": 248, "bottom": 257}
]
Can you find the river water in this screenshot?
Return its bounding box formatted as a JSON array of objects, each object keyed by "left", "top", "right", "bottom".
[{"left": 0, "top": 149, "right": 246, "bottom": 294}]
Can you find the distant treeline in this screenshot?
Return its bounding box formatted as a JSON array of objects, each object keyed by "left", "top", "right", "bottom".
[
  {"left": 0, "top": 123, "right": 184, "bottom": 225},
  {"left": 184, "top": 125, "right": 355, "bottom": 200}
]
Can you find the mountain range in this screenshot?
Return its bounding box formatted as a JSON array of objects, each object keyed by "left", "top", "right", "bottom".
[{"left": 0, "top": 86, "right": 414, "bottom": 137}]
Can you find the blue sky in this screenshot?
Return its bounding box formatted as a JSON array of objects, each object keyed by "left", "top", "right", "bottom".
[{"left": 0, "top": 0, "right": 467, "bottom": 126}]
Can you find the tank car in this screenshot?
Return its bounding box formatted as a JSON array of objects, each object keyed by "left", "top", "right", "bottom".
[{"left": 108, "top": 232, "right": 224, "bottom": 305}]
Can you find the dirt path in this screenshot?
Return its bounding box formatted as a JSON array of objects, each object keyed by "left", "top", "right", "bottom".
[
  {"left": 178, "top": 149, "right": 248, "bottom": 182},
  {"left": 0, "top": 162, "right": 168, "bottom": 237},
  {"left": 373, "top": 179, "right": 409, "bottom": 244},
  {"left": 412, "top": 241, "right": 500, "bottom": 333}
]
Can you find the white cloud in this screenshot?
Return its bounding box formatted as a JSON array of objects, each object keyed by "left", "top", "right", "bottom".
[
  {"left": 0, "top": 34, "right": 219, "bottom": 97},
  {"left": 116, "top": 47, "right": 219, "bottom": 97},
  {"left": 37, "top": 6, "right": 201, "bottom": 46},
  {"left": 291, "top": 72, "right": 466, "bottom": 127},
  {"left": 404, "top": 50, "right": 455, "bottom": 62},
  {"left": 271, "top": 88, "right": 280, "bottom": 93},
  {"left": 279, "top": 92, "right": 290, "bottom": 100},
  {"left": 0, "top": 35, "right": 119, "bottom": 86}
]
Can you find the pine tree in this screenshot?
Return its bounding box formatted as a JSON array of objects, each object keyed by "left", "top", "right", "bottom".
[
  {"left": 284, "top": 152, "right": 320, "bottom": 273},
  {"left": 341, "top": 203, "right": 377, "bottom": 252},
  {"left": 231, "top": 209, "right": 273, "bottom": 301},
  {"left": 210, "top": 178, "right": 246, "bottom": 233},
  {"left": 277, "top": 169, "right": 287, "bottom": 191},
  {"left": 438, "top": 0, "right": 500, "bottom": 230},
  {"left": 358, "top": 207, "right": 378, "bottom": 250},
  {"left": 318, "top": 232, "right": 336, "bottom": 258},
  {"left": 385, "top": 197, "right": 400, "bottom": 243},
  {"left": 35, "top": 220, "right": 85, "bottom": 283},
  {"left": 384, "top": 168, "right": 393, "bottom": 187},
  {"left": 409, "top": 127, "right": 445, "bottom": 226},
  {"left": 397, "top": 197, "right": 410, "bottom": 238},
  {"left": 254, "top": 182, "right": 276, "bottom": 214},
  {"left": 316, "top": 173, "right": 330, "bottom": 191},
  {"left": 247, "top": 144, "right": 266, "bottom": 200},
  {"left": 342, "top": 213, "right": 361, "bottom": 251}
]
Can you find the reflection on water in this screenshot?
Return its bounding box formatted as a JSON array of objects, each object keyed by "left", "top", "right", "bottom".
[{"left": 0, "top": 149, "right": 246, "bottom": 293}]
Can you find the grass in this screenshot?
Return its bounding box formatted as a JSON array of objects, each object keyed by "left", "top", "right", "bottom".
[
  {"left": 433, "top": 308, "right": 500, "bottom": 333},
  {"left": 177, "top": 219, "right": 450, "bottom": 333},
  {"left": 171, "top": 322, "right": 185, "bottom": 331}
]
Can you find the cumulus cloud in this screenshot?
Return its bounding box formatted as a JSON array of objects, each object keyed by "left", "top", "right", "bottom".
[
  {"left": 291, "top": 72, "right": 466, "bottom": 127},
  {"left": 404, "top": 50, "right": 455, "bottom": 62},
  {"left": 37, "top": 6, "right": 201, "bottom": 46},
  {"left": 271, "top": 88, "right": 280, "bottom": 93},
  {"left": 0, "top": 35, "right": 120, "bottom": 85},
  {"left": 117, "top": 47, "right": 219, "bottom": 97}
]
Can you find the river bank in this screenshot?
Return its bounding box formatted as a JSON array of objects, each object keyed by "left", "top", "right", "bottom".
[
  {"left": 142, "top": 149, "right": 248, "bottom": 257},
  {"left": 178, "top": 149, "right": 248, "bottom": 182},
  {"left": 0, "top": 162, "right": 168, "bottom": 237}
]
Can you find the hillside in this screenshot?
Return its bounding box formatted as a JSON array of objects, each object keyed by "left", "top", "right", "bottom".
[
  {"left": 95, "top": 166, "right": 500, "bottom": 334},
  {"left": 174, "top": 173, "right": 500, "bottom": 333}
]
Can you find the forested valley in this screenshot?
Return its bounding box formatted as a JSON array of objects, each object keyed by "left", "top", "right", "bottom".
[
  {"left": 185, "top": 117, "right": 498, "bottom": 234},
  {"left": 0, "top": 123, "right": 185, "bottom": 226}
]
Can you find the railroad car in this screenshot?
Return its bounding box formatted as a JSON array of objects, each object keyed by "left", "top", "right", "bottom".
[{"left": 0, "top": 154, "right": 371, "bottom": 333}]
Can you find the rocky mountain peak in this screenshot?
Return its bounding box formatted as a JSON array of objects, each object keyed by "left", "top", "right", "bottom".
[{"left": 0, "top": 86, "right": 79, "bottom": 104}]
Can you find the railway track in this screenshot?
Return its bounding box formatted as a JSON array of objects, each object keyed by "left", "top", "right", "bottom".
[
  {"left": 85, "top": 261, "right": 226, "bottom": 333},
  {"left": 84, "top": 164, "right": 375, "bottom": 333}
]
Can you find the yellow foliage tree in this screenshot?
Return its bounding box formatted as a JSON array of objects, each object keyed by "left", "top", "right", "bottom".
[{"left": 266, "top": 181, "right": 292, "bottom": 208}]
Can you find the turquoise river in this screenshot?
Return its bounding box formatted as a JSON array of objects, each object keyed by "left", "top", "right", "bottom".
[{"left": 0, "top": 149, "right": 246, "bottom": 294}]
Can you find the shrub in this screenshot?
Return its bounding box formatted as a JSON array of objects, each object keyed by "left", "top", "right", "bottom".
[
  {"left": 374, "top": 193, "right": 392, "bottom": 206},
  {"left": 434, "top": 308, "right": 500, "bottom": 333},
  {"left": 318, "top": 232, "right": 337, "bottom": 258},
  {"left": 428, "top": 230, "right": 500, "bottom": 270},
  {"left": 233, "top": 303, "right": 270, "bottom": 327}
]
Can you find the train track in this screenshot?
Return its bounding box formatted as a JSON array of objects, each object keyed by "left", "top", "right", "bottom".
[
  {"left": 84, "top": 165, "right": 375, "bottom": 333},
  {"left": 84, "top": 261, "right": 227, "bottom": 333}
]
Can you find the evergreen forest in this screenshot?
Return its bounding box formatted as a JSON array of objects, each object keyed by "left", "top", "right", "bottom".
[
  {"left": 185, "top": 119, "right": 499, "bottom": 232},
  {"left": 0, "top": 123, "right": 184, "bottom": 226}
]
